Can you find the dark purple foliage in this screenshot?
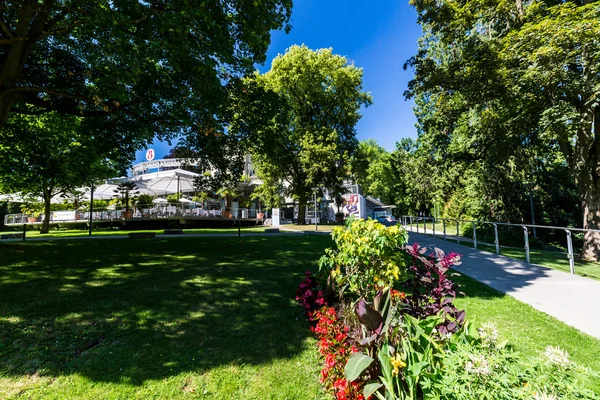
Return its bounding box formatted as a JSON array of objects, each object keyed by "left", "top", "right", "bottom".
[
  {"left": 402, "top": 243, "right": 465, "bottom": 334},
  {"left": 355, "top": 298, "right": 384, "bottom": 335}
]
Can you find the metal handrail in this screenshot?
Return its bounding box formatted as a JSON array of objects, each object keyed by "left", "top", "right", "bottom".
[{"left": 401, "top": 215, "right": 586, "bottom": 275}]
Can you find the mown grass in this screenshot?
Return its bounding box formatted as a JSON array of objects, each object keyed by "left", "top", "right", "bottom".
[
  {"left": 0, "top": 236, "right": 598, "bottom": 398},
  {"left": 453, "top": 274, "right": 600, "bottom": 392},
  {"left": 0, "top": 236, "right": 330, "bottom": 399}
]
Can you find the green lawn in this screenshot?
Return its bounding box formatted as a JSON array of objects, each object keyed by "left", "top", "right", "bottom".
[
  {"left": 0, "top": 237, "right": 329, "bottom": 399},
  {"left": 0, "top": 236, "right": 598, "bottom": 398},
  {"left": 453, "top": 274, "right": 600, "bottom": 392}
]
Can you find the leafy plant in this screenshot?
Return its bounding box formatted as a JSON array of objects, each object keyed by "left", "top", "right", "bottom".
[
  {"left": 402, "top": 243, "right": 465, "bottom": 335},
  {"left": 20, "top": 202, "right": 44, "bottom": 217},
  {"left": 137, "top": 194, "right": 154, "bottom": 209},
  {"left": 113, "top": 181, "right": 139, "bottom": 213},
  {"left": 319, "top": 218, "right": 409, "bottom": 299},
  {"left": 426, "top": 324, "right": 600, "bottom": 400}
]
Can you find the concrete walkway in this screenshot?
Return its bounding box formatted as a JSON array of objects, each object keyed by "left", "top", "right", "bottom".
[{"left": 409, "top": 232, "right": 600, "bottom": 340}]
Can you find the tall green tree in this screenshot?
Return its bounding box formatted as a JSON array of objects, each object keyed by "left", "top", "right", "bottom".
[
  {"left": 0, "top": 0, "right": 292, "bottom": 138},
  {"left": 0, "top": 112, "right": 124, "bottom": 233},
  {"left": 231, "top": 45, "right": 372, "bottom": 223},
  {"left": 351, "top": 139, "right": 396, "bottom": 206},
  {"left": 406, "top": 0, "right": 600, "bottom": 257}
]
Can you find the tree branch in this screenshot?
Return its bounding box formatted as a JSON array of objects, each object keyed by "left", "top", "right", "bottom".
[{"left": 0, "top": 18, "right": 13, "bottom": 38}]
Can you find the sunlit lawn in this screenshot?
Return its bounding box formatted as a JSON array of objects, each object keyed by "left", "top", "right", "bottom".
[
  {"left": 0, "top": 236, "right": 598, "bottom": 398},
  {"left": 0, "top": 237, "right": 329, "bottom": 399},
  {"left": 453, "top": 274, "right": 600, "bottom": 392}
]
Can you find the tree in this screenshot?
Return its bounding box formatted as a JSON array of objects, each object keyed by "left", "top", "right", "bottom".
[
  {"left": 0, "top": 0, "right": 292, "bottom": 137},
  {"left": 113, "top": 181, "right": 140, "bottom": 215},
  {"left": 0, "top": 112, "right": 123, "bottom": 233},
  {"left": 405, "top": 0, "right": 600, "bottom": 258},
  {"left": 351, "top": 139, "right": 396, "bottom": 206},
  {"left": 231, "top": 45, "right": 372, "bottom": 223}
]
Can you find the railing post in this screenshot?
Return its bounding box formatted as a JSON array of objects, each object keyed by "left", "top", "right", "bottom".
[
  {"left": 443, "top": 219, "right": 446, "bottom": 240},
  {"left": 456, "top": 220, "right": 460, "bottom": 244},
  {"left": 410, "top": 216, "right": 413, "bottom": 231},
  {"left": 432, "top": 217, "right": 436, "bottom": 236},
  {"left": 523, "top": 226, "right": 530, "bottom": 263},
  {"left": 472, "top": 221, "right": 477, "bottom": 249},
  {"left": 417, "top": 217, "right": 419, "bottom": 233},
  {"left": 22, "top": 223, "right": 26, "bottom": 242},
  {"left": 565, "top": 229, "right": 575, "bottom": 275},
  {"left": 493, "top": 223, "right": 500, "bottom": 254}
]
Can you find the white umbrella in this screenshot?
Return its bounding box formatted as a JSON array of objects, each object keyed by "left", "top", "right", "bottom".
[
  {"left": 153, "top": 198, "right": 168, "bottom": 204},
  {"left": 132, "top": 169, "right": 199, "bottom": 195},
  {"left": 178, "top": 198, "right": 192, "bottom": 203}
]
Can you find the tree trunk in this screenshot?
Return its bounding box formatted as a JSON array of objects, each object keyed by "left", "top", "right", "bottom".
[
  {"left": 0, "top": 2, "right": 56, "bottom": 128},
  {"left": 581, "top": 183, "right": 600, "bottom": 261},
  {"left": 580, "top": 106, "right": 600, "bottom": 261},
  {"left": 41, "top": 196, "right": 51, "bottom": 234},
  {"left": 515, "top": 0, "right": 524, "bottom": 18},
  {"left": 297, "top": 196, "right": 307, "bottom": 225}
]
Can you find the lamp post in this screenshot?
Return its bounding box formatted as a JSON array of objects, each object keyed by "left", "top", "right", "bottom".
[
  {"left": 524, "top": 182, "right": 536, "bottom": 238},
  {"left": 312, "top": 187, "right": 319, "bottom": 231}
]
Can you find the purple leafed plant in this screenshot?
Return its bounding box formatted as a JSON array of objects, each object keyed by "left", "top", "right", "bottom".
[{"left": 402, "top": 243, "right": 465, "bottom": 335}]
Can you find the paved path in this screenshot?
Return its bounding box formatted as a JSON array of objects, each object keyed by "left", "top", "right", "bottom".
[{"left": 409, "top": 232, "right": 600, "bottom": 339}]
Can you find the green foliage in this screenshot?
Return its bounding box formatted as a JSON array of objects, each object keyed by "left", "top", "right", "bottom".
[
  {"left": 426, "top": 325, "right": 599, "bottom": 400},
  {"left": 351, "top": 140, "right": 396, "bottom": 206},
  {"left": 231, "top": 45, "right": 372, "bottom": 222},
  {"left": 137, "top": 194, "right": 154, "bottom": 208},
  {"left": 20, "top": 202, "right": 44, "bottom": 217},
  {"left": 396, "top": 0, "right": 595, "bottom": 256},
  {"left": 319, "top": 218, "right": 408, "bottom": 299},
  {"left": 0, "top": 111, "right": 122, "bottom": 232},
  {"left": 0, "top": 0, "right": 292, "bottom": 133},
  {"left": 250, "top": 183, "right": 283, "bottom": 210},
  {"left": 113, "top": 181, "right": 139, "bottom": 212}
]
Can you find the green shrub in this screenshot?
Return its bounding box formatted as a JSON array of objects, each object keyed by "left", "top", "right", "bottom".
[{"left": 318, "top": 218, "right": 409, "bottom": 299}]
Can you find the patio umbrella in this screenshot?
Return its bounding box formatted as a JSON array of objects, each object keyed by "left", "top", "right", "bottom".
[{"left": 152, "top": 198, "right": 168, "bottom": 204}]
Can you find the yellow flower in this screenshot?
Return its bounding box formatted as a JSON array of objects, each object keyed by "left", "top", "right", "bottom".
[{"left": 391, "top": 353, "right": 406, "bottom": 376}]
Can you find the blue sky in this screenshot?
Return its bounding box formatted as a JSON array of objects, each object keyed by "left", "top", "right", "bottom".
[{"left": 135, "top": 0, "right": 422, "bottom": 163}]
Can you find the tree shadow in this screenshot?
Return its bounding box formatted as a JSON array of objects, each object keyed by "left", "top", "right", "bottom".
[{"left": 0, "top": 236, "right": 331, "bottom": 386}]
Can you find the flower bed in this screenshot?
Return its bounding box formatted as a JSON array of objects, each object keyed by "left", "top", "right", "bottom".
[{"left": 297, "top": 219, "right": 599, "bottom": 400}]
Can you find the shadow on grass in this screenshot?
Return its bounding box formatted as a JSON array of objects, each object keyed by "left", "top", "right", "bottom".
[{"left": 0, "top": 236, "right": 331, "bottom": 385}]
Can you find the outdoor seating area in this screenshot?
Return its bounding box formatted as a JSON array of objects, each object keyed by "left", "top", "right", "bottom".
[{"left": 4, "top": 206, "right": 260, "bottom": 227}]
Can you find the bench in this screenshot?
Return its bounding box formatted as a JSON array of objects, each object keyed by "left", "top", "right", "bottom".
[
  {"left": 128, "top": 232, "right": 156, "bottom": 239},
  {"left": 265, "top": 228, "right": 280, "bottom": 233},
  {"left": 163, "top": 229, "right": 184, "bottom": 235}
]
